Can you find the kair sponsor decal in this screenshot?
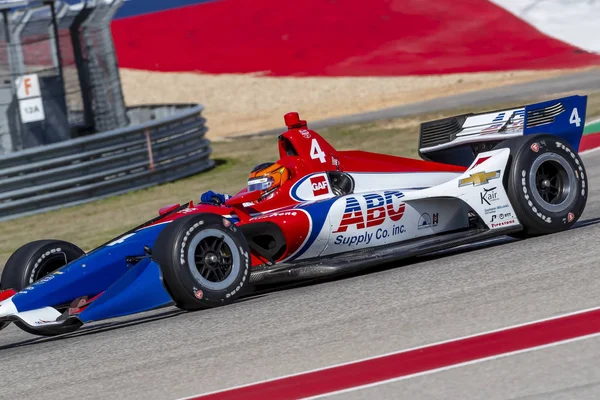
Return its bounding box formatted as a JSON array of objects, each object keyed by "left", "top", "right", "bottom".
[
  {"left": 418, "top": 213, "right": 438, "bottom": 229},
  {"left": 530, "top": 142, "right": 540, "bottom": 153},
  {"left": 333, "top": 191, "right": 406, "bottom": 247},
  {"left": 480, "top": 187, "right": 499, "bottom": 205},
  {"left": 459, "top": 170, "right": 501, "bottom": 187},
  {"left": 310, "top": 175, "right": 329, "bottom": 196}
]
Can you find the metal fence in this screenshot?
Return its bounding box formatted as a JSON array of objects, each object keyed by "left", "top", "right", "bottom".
[
  {"left": 0, "top": 0, "right": 129, "bottom": 154},
  {"left": 77, "top": 0, "right": 129, "bottom": 132},
  {"left": 0, "top": 1, "right": 215, "bottom": 221},
  {"left": 0, "top": 104, "right": 213, "bottom": 221}
]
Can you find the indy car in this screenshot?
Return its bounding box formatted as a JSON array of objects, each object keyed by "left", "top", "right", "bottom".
[{"left": 0, "top": 95, "right": 589, "bottom": 336}]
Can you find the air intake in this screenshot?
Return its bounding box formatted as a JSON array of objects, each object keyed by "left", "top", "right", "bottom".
[
  {"left": 419, "top": 115, "right": 466, "bottom": 148},
  {"left": 526, "top": 102, "right": 565, "bottom": 128}
]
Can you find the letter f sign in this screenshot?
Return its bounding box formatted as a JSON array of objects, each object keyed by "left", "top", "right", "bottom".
[{"left": 24, "top": 77, "right": 32, "bottom": 96}]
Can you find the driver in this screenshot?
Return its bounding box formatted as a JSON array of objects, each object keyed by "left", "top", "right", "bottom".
[{"left": 200, "top": 162, "right": 290, "bottom": 205}]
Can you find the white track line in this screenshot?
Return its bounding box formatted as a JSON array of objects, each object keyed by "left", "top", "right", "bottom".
[
  {"left": 301, "top": 332, "right": 600, "bottom": 399},
  {"left": 177, "top": 304, "right": 600, "bottom": 400}
]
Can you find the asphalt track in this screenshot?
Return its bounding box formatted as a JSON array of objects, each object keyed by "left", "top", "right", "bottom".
[{"left": 0, "top": 148, "right": 599, "bottom": 399}]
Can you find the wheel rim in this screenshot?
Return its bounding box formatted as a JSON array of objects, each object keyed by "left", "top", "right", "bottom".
[
  {"left": 187, "top": 228, "right": 240, "bottom": 291},
  {"left": 30, "top": 252, "right": 68, "bottom": 284},
  {"left": 528, "top": 152, "right": 577, "bottom": 213}
]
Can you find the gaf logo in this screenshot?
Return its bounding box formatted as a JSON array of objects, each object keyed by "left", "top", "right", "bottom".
[
  {"left": 310, "top": 175, "right": 329, "bottom": 196},
  {"left": 334, "top": 191, "right": 405, "bottom": 233}
]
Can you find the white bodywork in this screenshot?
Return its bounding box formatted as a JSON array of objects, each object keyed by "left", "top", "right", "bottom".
[{"left": 292, "top": 148, "right": 518, "bottom": 260}]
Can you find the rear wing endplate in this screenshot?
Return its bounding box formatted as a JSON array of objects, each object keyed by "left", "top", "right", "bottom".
[{"left": 419, "top": 95, "right": 588, "bottom": 154}]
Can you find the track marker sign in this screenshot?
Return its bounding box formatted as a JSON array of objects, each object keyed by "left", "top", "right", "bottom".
[{"left": 15, "top": 74, "right": 45, "bottom": 123}]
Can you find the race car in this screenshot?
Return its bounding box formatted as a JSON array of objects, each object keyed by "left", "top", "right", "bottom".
[{"left": 0, "top": 95, "right": 589, "bottom": 336}]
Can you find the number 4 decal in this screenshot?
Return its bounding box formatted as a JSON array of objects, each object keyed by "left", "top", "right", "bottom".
[
  {"left": 570, "top": 107, "right": 581, "bottom": 127},
  {"left": 310, "top": 138, "right": 326, "bottom": 163}
]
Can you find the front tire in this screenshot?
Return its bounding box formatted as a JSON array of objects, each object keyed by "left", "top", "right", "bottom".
[
  {"left": 0, "top": 240, "right": 85, "bottom": 332},
  {"left": 504, "top": 134, "right": 587, "bottom": 236},
  {"left": 152, "top": 214, "right": 251, "bottom": 311}
]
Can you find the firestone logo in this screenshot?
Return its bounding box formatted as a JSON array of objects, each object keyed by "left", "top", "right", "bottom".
[
  {"left": 491, "top": 219, "right": 515, "bottom": 228},
  {"left": 310, "top": 175, "right": 329, "bottom": 196},
  {"left": 334, "top": 191, "right": 405, "bottom": 233},
  {"left": 251, "top": 211, "right": 298, "bottom": 220}
]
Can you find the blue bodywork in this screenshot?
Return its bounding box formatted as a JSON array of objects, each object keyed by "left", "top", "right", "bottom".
[
  {"left": 11, "top": 221, "right": 174, "bottom": 323},
  {"left": 524, "top": 95, "right": 587, "bottom": 151}
]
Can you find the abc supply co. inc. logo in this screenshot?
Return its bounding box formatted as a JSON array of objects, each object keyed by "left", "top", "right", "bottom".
[
  {"left": 334, "top": 191, "right": 406, "bottom": 232},
  {"left": 333, "top": 191, "right": 407, "bottom": 247}
]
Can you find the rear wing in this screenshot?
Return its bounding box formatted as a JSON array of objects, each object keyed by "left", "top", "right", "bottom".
[{"left": 418, "top": 95, "right": 588, "bottom": 158}]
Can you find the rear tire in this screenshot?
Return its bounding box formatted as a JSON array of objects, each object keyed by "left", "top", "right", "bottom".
[
  {"left": 0, "top": 240, "right": 85, "bottom": 332},
  {"left": 152, "top": 214, "right": 251, "bottom": 311},
  {"left": 500, "top": 134, "right": 587, "bottom": 237}
]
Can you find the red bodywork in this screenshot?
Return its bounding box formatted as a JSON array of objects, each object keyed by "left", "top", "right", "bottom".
[{"left": 151, "top": 113, "right": 466, "bottom": 268}]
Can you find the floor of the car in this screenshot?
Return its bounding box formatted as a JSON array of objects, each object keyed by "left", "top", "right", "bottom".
[{"left": 249, "top": 224, "right": 522, "bottom": 285}]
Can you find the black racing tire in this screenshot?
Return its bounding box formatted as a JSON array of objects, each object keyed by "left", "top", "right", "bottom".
[
  {"left": 0, "top": 240, "right": 85, "bottom": 332},
  {"left": 152, "top": 214, "right": 251, "bottom": 311},
  {"left": 497, "top": 134, "right": 587, "bottom": 237}
]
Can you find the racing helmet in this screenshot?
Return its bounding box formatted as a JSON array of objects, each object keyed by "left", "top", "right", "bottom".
[{"left": 247, "top": 162, "right": 290, "bottom": 201}]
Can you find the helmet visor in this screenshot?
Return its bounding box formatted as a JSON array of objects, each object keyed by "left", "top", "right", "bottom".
[{"left": 248, "top": 176, "right": 274, "bottom": 193}]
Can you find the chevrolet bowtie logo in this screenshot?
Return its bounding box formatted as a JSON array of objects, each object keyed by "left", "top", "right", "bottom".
[{"left": 458, "top": 170, "right": 500, "bottom": 187}]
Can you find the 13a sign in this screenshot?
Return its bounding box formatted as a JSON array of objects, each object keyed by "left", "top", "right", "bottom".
[{"left": 15, "top": 74, "right": 45, "bottom": 123}]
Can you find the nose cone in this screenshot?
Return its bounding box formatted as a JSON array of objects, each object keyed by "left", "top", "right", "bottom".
[
  {"left": 0, "top": 289, "right": 16, "bottom": 302},
  {"left": 0, "top": 296, "right": 17, "bottom": 318}
]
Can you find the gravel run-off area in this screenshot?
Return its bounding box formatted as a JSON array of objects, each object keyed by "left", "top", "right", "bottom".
[{"left": 119, "top": 67, "right": 597, "bottom": 140}]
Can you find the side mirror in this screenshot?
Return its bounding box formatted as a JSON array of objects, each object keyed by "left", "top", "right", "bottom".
[
  {"left": 224, "top": 190, "right": 261, "bottom": 207},
  {"left": 224, "top": 191, "right": 261, "bottom": 222}
]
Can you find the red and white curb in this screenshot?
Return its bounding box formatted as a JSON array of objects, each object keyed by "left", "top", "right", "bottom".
[
  {"left": 179, "top": 305, "right": 600, "bottom": 400},
  {"left": 580, "top": 132, "right": 600, "bottom": 154}
]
